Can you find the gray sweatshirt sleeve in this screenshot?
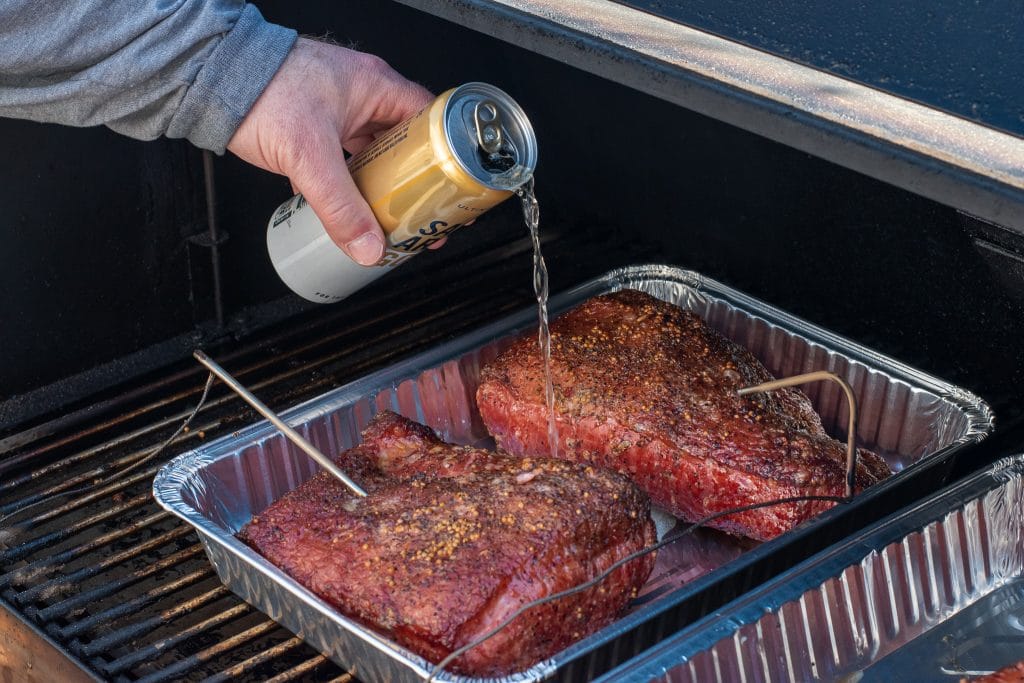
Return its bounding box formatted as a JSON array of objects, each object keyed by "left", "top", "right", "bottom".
[{"left": 0, "top": 1, "right": 297, "bottom": 153}]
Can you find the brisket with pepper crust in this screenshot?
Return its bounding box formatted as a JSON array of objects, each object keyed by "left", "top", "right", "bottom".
[
  {"left": 476, "top": 290, "right": 891, "bottom": 542},
  {"left": 238, "top": 410, "right": 655, "bottom": 677}
]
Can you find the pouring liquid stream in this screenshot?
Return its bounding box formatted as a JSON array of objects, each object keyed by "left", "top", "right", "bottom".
[{"left": 516, "top": 179, "right": 559, "bottom": 458}]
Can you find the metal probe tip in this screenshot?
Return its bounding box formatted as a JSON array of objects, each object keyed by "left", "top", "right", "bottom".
[
  {"left": 192, "top": 350, "right": 367, "bottom": 497},
  {"left": 738, "top": 370, "right": 858, "bottom": 499}
]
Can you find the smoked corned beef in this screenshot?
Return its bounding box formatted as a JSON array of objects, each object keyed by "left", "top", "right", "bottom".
[
  {"left": 239, "top": 410, "right": 656, "bottom": 676},
  {"left": 476, "top": 290, "right": 891, "bottom": 541}
]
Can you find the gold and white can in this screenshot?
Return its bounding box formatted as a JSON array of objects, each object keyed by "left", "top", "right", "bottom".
[{"left": 266, "top": 82, "right": 538, "bottom": 303}]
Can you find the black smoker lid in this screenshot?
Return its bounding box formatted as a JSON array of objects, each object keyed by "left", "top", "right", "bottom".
[{"left": 389, "top": 0, "right": 1024, "bottom": 235}]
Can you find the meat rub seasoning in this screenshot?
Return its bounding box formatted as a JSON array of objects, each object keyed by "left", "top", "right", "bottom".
[{"left": 266, "top": 82, "right": 538, "bottom": 303}]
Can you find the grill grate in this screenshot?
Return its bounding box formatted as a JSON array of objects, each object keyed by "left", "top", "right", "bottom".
[{"left": 0, "top": 231, "right": 634, "bottom": 681}]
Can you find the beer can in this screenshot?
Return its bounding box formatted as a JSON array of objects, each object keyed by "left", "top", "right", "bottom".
[{"left": 266, "top": 82, "right": 538, "bottom": 303}]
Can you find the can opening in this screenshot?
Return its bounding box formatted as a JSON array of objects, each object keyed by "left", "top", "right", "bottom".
[
  {"left": 447, "top": 82, "right": 537, "bottom": 191},
  {"left": 480, "top": 145, "right": 517, "bottom": 173}
]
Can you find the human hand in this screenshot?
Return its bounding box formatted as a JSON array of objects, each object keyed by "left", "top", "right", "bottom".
[{"left": 227, "top": 38, "right": 435, "bottom": 265}]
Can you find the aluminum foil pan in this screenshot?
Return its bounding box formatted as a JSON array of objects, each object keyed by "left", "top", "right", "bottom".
[
  {"left": 153, "top": 265, "right": 993, "bottom": 683},
  {"left": 599, "top": 452, "right": 1024, "bottom": 683}
]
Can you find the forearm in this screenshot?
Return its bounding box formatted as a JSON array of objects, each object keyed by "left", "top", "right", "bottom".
[{"left": 0, "top": 0, "right": 296, "bottom": 152}]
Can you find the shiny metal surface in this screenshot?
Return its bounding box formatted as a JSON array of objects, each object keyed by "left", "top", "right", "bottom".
[
  {"left": 154, "top": 265, "right": 993, "bottom": 682},
  {"left": 601, "top": 452, "right": 1024, "bottom": 682},
  {"left": 392, "top": 0, "right": 1024, "bottom": 233},
  {"left": 192, "top": 350, "right": 368, "bottom": 497}
]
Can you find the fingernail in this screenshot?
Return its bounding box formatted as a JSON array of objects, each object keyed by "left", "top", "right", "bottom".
[{"left": 346, "top": 233, "right": 384, "bottom": 266}]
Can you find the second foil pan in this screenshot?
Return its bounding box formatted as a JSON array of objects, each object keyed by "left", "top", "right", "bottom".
[{"left": 599, "top": 452, "right": 1024, "bottom": 682}]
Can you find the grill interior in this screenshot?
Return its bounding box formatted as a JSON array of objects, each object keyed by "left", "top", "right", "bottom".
[
  {"left": 2, "top": 2, "right": 1024, "bottom": 681},
  {"left": 0, "top": 229, "right": 636, "bottom": 682}
]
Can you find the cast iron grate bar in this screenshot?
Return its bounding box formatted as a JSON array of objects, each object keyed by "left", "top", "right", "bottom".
[
  {"left": 0, "top": 493, "right": 152, "bottom": 564},
  {"left": 0, "top": 412, "right": 214, "bottom": 493},
  {"left": 2, "top": 463, "right": 165, "bottom": 533},
  {"left": 98, "top": 600, "right": 254, "bottom": 674},
  {"left": 0, "top": 434, "right": 212, "bottom": 510},
  {"left": 12, "top": 526, "right": 193, "bottom": 606},
  {"left": 130, "top": 618, "right": 280, "bottom": 683},
  {"left": 199, "top": 636, "right": 307, "bottom": 683},
  {"left": 1, "top": 510, "right": 171, "bottom": 591},
  {"left": 54, "top": 566, "right": 214, "bottom": 639},
  {"left": 35, "top": 544, "right": 207, "bottom": 624},
  {"left": 262, "top": 655, "right": 338, "bottom": 683}
]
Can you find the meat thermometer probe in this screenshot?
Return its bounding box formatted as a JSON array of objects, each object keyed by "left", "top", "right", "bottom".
[{"left": 193, "top": 349, "right": 367, "bottom": 497}]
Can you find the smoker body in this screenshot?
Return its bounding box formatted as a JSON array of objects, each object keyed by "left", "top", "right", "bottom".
[{"left": 0, "top": 1, "right": 1022, "bottom": 680}]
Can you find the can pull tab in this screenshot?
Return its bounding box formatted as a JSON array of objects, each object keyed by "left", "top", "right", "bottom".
[
  {"left": 474, "top": 100, "right": 504, "bottom": 155},
  {"left": 474, "top": 100, "right": 517, "bottom": 173}
]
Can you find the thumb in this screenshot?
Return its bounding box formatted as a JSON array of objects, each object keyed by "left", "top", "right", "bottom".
[{"left": 292, "top": 138, "right": 385, "bottom": 267}]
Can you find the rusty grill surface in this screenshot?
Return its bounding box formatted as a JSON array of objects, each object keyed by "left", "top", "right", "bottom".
[{"left": 0, "top": 232, "right": 621, "bottom": 682}]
